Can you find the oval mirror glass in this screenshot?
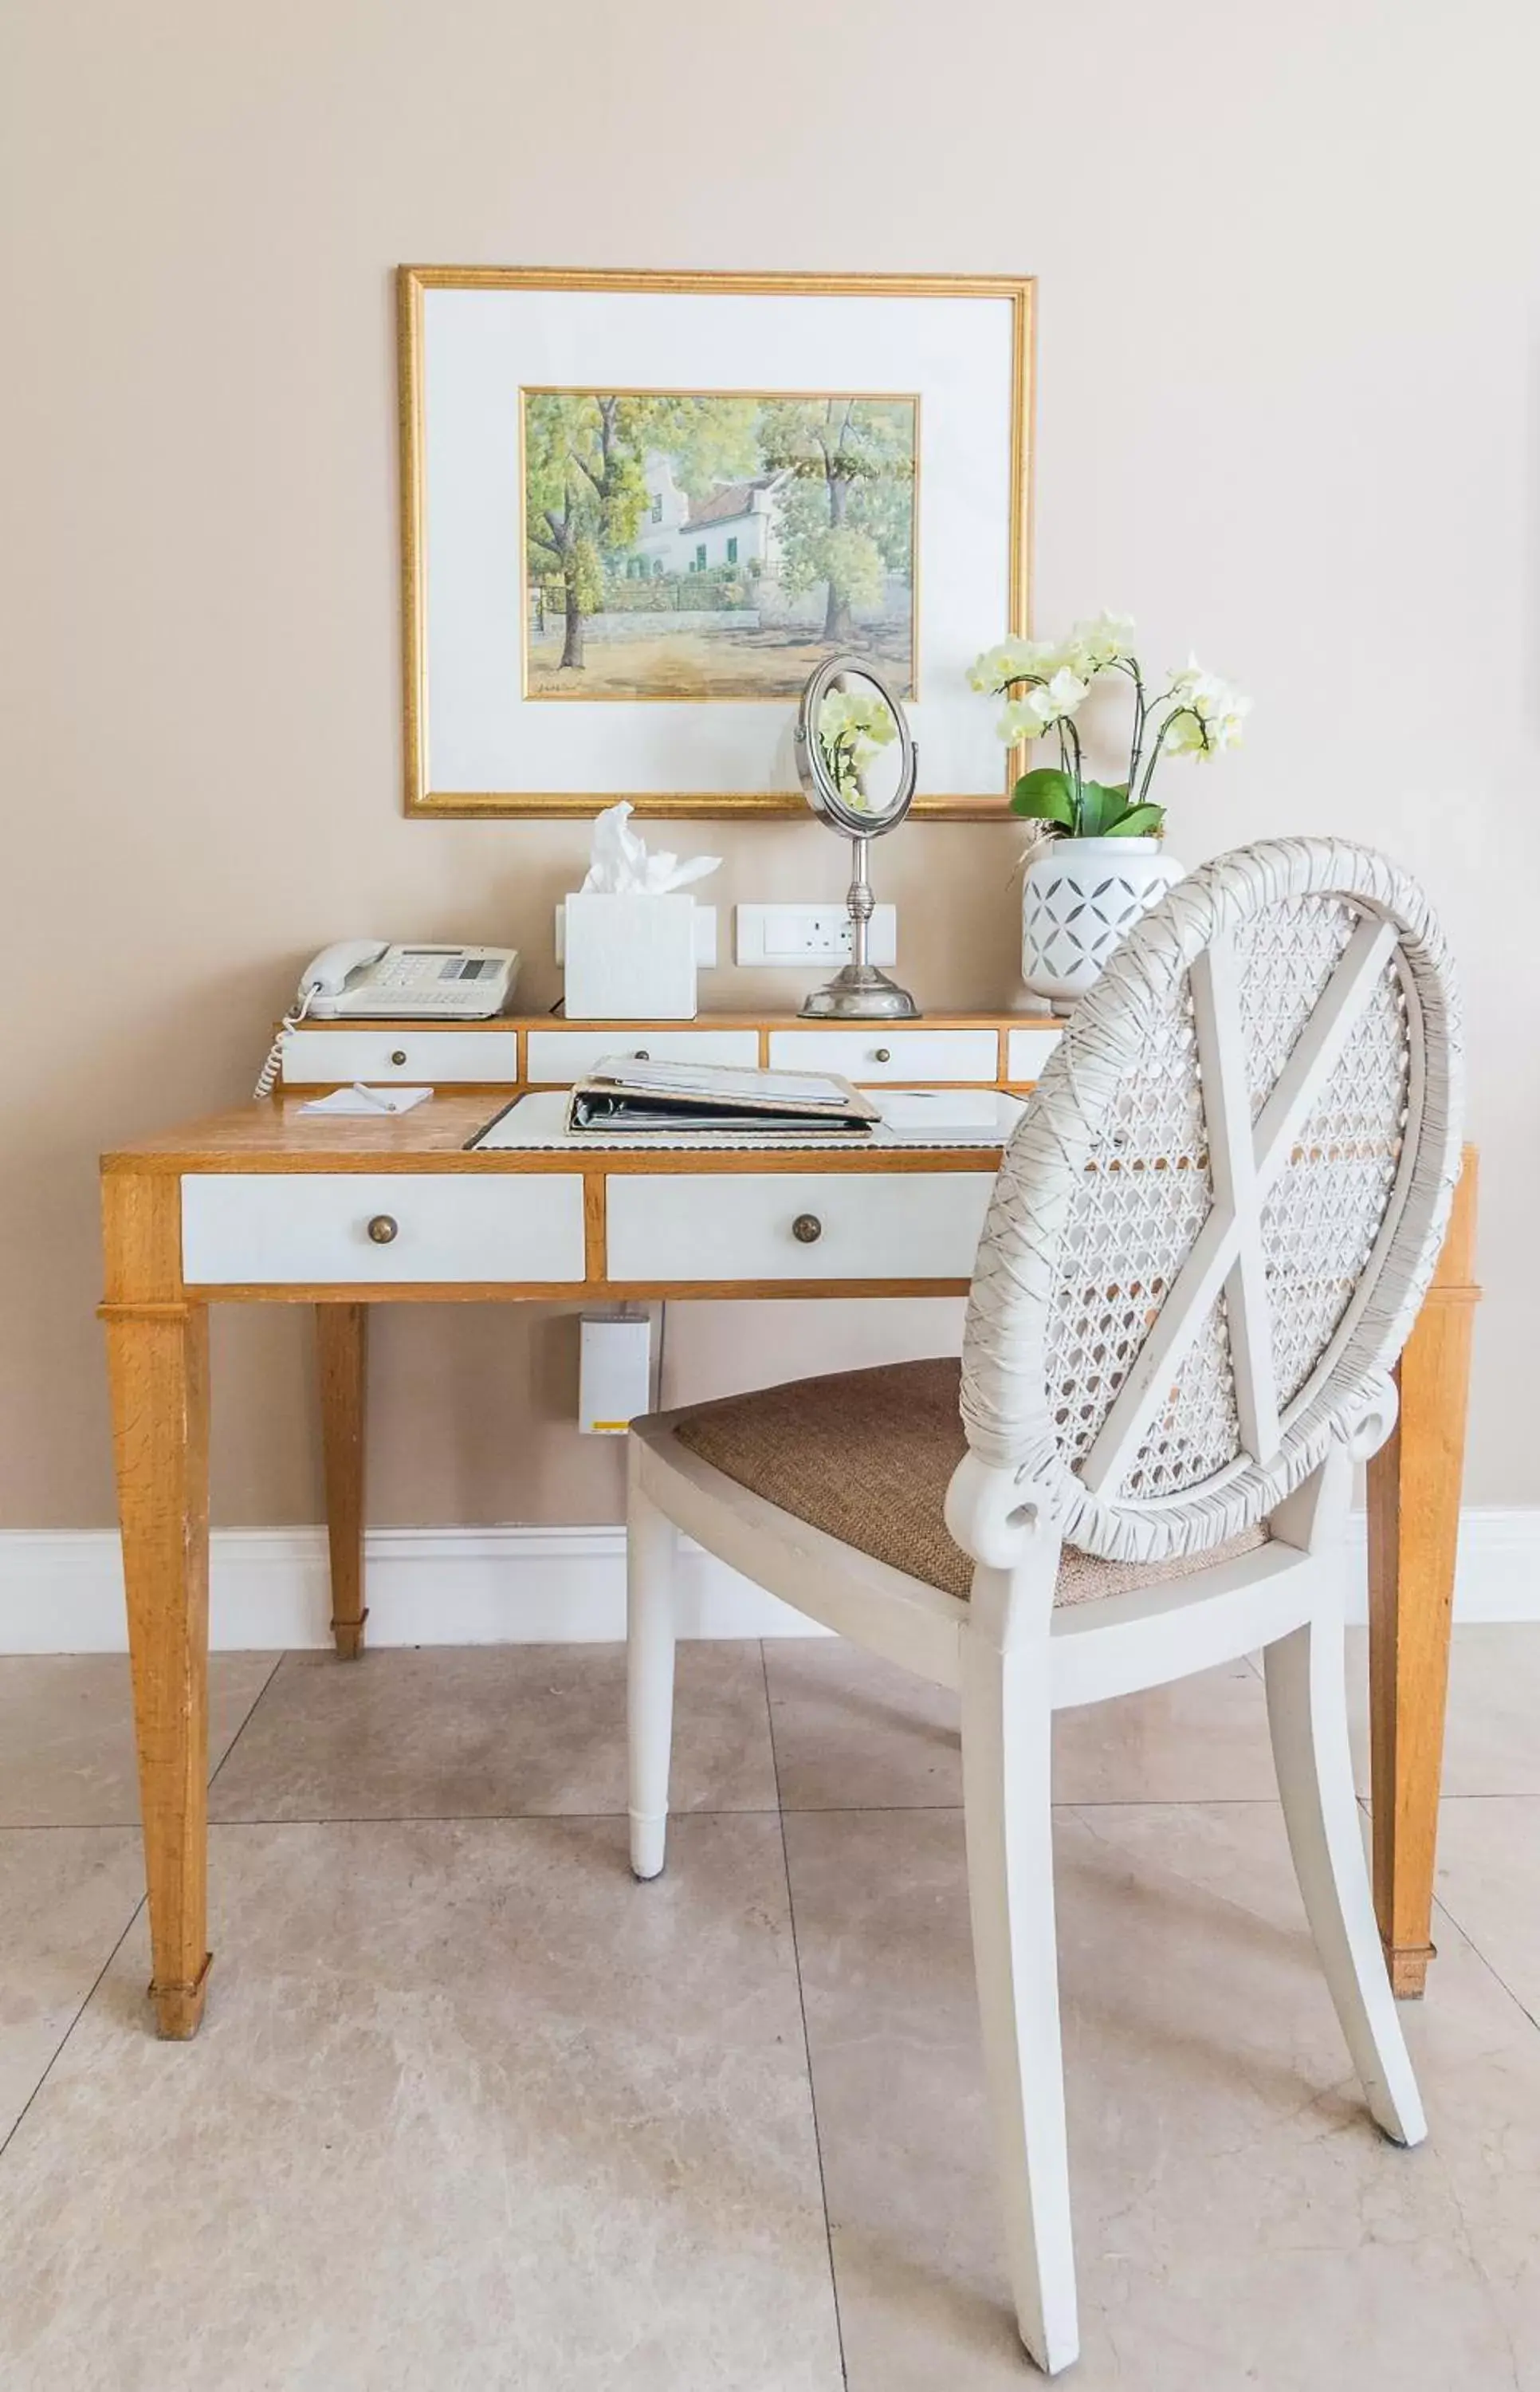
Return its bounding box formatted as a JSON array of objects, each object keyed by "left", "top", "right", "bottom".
[
  {"left": 796, "top": 657, "right": 916, "bottom": 837},
  {"left": 792, "top": 654, "right": 920, "bottom": 1018}
]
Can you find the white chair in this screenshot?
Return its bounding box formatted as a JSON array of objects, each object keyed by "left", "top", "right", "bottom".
[{"left": 624, "top": 838, "right": 1463, "bottom": 2374}]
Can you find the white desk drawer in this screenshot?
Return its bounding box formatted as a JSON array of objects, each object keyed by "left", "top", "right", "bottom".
[
  {"left": 525, "top": 1028, "right": 760, "bottom": 1084},
  {"left": 605, "top": 1171, "right": 996, "bottom": 1284},
  {"left": 766, "top": 1029, "right": 999, "bottom": 1084},
  {"left": 281, "top": 1029, "right": 519, "bottom": 1086},
  {"left": 182, "top": 1173, "right": 585, "bottom": 1285},
  {"left": 1006, "top": 1026, "right": 1062, "bottom": 1082}
]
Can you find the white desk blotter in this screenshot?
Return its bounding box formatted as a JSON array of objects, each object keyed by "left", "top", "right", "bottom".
[{"left": 469, "top": 1089, "right": 1023, "bottom": 1153}]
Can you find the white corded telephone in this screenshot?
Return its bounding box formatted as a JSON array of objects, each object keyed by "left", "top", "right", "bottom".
[{"left": 253, "top": 941, "right": 520, "bottom": 1099}]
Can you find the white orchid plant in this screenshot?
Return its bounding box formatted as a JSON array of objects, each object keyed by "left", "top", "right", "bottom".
[
  {"left": 817, "top": 685, "right": 897, "bottom": 812},
  {"left": 968, "top": 612, "right": 1250, "bottom": 840}
]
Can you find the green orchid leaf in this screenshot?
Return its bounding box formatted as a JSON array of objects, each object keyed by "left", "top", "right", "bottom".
[
  {"left": 1076, "top": 779, "right": 1127, "bottom": 837},
  {"left": 1102, "top": 802, "right": 1166, "bottom": 839},
  {"left": 1008, "top": 769, "right": 1076, "bottom": 830}
]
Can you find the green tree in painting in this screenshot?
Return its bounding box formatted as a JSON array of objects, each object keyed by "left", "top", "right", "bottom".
[
  {"left": 654, "top": 395, "right": 760, "bottom": 507},
  {"left": 524, "top": 396, "right": 649, "bottom": 671},
  {"left": 524, "top": 395, "right": 760, "bottom": 671},
  {"left": 758, "top": 399, "right": 914, "bottom": 647}
]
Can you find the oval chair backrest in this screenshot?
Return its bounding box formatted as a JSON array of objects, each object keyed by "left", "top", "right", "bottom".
[{"left": 961, "top": 838, "right": 1463, "bottom": 1564}]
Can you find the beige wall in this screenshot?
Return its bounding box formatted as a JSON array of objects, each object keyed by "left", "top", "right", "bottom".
[{"left": 2, "top": 0, "right": 1534, "bottom": 1531}]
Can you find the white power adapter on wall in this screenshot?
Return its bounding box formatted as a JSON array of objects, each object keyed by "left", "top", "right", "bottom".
[{"left": 578, "top": 1312, "right": 654, "bottom": 1434}]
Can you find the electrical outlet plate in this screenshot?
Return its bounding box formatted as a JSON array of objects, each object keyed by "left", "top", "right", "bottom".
[
  {"left": 735, "top": 903, "right": 897, "bottom": 967},
  {"left": 555, "top": 903, "right": 717, "bottom": 966}
]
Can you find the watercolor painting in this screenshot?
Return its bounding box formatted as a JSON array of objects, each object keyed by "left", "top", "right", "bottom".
[{"left": 522, "top": 391, "right": 917, "bottom": 700}]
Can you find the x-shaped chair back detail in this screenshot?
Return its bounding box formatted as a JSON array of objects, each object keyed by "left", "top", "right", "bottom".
[{"left": 961, "top": 838, "right": 1463, "bottom": 1568}]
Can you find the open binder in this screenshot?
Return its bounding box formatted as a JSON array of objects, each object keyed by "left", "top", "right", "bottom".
[{"left": 565, "top": 1056, "right": 879, "bottom": 1135}]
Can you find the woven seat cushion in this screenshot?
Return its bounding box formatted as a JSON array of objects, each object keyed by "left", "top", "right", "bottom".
[{"left": 672, "top": 1359, "right": 1266, "bottom": 1607}]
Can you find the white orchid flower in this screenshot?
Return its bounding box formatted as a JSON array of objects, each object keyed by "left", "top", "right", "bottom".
[
  {"left": 968, "top": 645, "right": 1015, "bottom": 693},
  {"left": 1206, "top": 688, "right": 1251, "bottom": 749},
  {"left": 996, "top": 695, "right": 1047, "bottom": 744},
  {"left": 1162, "top": 710, "right": 1209, "bottom": 757},
  {"left": 1037, "top": 667, "right": 1090, "bottom": 722},
  {"left": 968, "top": 635, "right": 1063, "bottom": 693},
  {"left": 1169, "top": 654, "right": 1227, "bottom": 704},
  {"left": 1064, "top": 610, "right": 1137, "bottom": 675},
  {"left": 819, "top": 688, "right": 896, "bottom": 748},
  {"left": 995, "top": 667, "right": 1088, "bottom": 747},
  {"left": 968, "top": 610, "right": 1251, "bottom": 803},
  {"left": 818, "top": 685, "right": 898, "bottom": 797},
  {"left": 1163, "top": 664, "right": 1251, "bottom": 757}
]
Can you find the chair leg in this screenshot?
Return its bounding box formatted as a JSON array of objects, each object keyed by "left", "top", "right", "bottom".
[
  {"left": 960, "top": 1633, "right": 1079, "bottom": 2375},
  {"left": 1264, "top": 1599, "right": 1427, "bottom": 2146},
  {"left": 627, "top": 1467, "right": 678, "bottom": 1882}
]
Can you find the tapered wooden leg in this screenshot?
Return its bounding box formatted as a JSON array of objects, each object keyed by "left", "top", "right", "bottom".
[
  {"left": 317, "top": 1303, "right": 368, "bottom": 1658},
  {"left": 104, "top": 1300, "right": 212, "bottom": 2039},
  {"left": 1366, "top": 1149, "right": 1479, "bottom": 1998}
]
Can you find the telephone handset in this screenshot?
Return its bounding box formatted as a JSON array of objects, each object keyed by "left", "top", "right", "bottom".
[
  {"left": 301, "top": 938, "right": 391, "bottom": 1001},
  {"left": 253, "top": 941, "right": 521, "bottom": 1098}
]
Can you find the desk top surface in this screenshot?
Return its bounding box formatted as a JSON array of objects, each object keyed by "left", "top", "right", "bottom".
[{"left": 103, "top": 1094, "right": 1012, "bottom": 1174}]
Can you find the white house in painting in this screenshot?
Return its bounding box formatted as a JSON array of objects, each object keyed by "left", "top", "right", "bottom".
[{"left": 623, "top": 451, "right": 791, "bottom": 580}]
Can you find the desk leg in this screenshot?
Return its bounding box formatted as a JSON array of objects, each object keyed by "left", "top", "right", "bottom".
[
  {"left": 1366, "top": 1152, "right": 1479, "bottom": 1999},
  {"left": 318, "top": 1303, "right": 368, "bottom": 1658},
  {"left": 104, "top": 1300, "right": 213, "bottom": 2040}
]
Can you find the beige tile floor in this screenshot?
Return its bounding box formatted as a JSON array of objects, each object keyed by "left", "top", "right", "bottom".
[{"left": 1, "top": 1629, "right": 1537, "bottom": 2390}]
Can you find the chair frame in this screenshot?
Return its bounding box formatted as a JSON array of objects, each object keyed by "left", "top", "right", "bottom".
[{"left": 626, "top": 838, "right": 1462, "bottom": 2375}]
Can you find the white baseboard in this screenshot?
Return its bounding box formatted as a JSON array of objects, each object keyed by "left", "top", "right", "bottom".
[
  {"left": 1340, "top": 1509, "right": 1540, "bottom": 1626},
  {"left": 0, "top": 1524, "right": 825, "bottom": 1654},
  {"left": 0, "top": 1511, "right": 1534, "bottom": 1655}
]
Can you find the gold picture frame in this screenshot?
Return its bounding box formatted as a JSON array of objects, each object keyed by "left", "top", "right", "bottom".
[{"left": 399, "top": 265, "right": 1035, "bottom": 820}]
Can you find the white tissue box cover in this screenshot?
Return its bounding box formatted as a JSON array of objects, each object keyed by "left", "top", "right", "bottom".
[{"left": 563, "top": 892, "right": 699, "bottom": 1020}]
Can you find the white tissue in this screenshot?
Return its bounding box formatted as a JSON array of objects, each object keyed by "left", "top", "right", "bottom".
[{"left": 579, "top": 801, "right": 720, "bottom": 896}]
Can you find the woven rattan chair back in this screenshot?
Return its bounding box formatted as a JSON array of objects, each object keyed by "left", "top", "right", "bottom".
[{"left": 961, "top": 838, "right": 1463, "bottom": 1565}]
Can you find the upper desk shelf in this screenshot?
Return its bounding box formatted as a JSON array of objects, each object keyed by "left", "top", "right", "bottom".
[{"left": 277, "top": 1012, "right": 1065, "bottom": 1094}]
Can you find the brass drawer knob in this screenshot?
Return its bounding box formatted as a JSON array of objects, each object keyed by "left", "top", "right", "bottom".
[
  {"left": 390, "top": 1049, "right": 408, "bottom": 1067},
  {"left": 873, "top": 1047, "right": 892, "bottom": 1063},
  {"left": 367, "top": 1214, "right": 399, "bottom": 1245},
  {"left": 792, "top": 1213, "right": 823, "bottom": 1245}
]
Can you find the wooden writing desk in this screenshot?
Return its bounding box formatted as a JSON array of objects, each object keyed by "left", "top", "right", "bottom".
[{"left": 98, "top": 1014, "right": 1478, "bottom": 2034}]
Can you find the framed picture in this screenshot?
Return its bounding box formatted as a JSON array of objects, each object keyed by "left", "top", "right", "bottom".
[{"left": 399, "top": 266, "right": 1035, "bottom": 818}]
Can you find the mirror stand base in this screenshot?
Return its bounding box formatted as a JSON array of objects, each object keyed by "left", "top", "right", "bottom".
[{"left": 799, "top": 964, "right": 921, "bottom": 1021}]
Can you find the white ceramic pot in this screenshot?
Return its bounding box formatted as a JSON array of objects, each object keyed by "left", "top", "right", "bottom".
[{"left": 1020, "top": 836, "right": 1184, "bottom": 1013}]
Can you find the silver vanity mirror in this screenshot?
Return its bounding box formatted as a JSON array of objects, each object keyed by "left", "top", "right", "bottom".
[{"left": 793, "top": 655, "right": 920, "bottom": 1020}]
